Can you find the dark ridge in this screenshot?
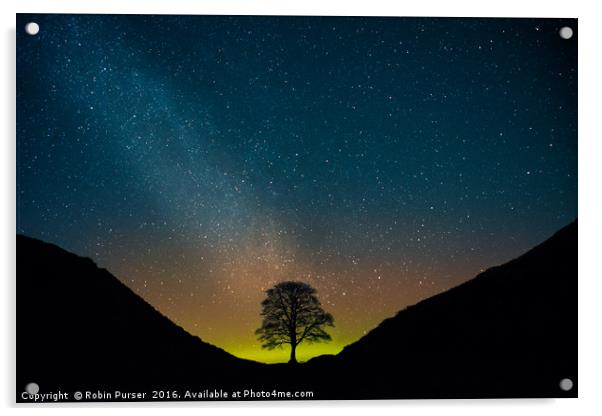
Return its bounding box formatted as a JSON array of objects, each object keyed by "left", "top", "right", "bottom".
[
  {"left": 306, "top": 220, "right": 577, "bottom": 398},
  {"left": 17, "top": 234, "right": 263, "bottom": 393},
  {"left": 342, "top": 221, "right": 577, "bottom": 357}
]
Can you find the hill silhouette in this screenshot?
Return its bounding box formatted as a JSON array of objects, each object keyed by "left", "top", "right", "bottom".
[
  {"left": 307, "top": 220, "right": 577, "bottom": 398},
  {"left": 17, "top": 221, "right": 577, "bottom": 401},
  {"left": 16, "top": 235, "right": 264, "bottom": 397}
]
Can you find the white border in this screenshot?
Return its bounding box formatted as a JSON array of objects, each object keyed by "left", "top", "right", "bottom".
[{"left": 2, "top": 1, "right": 601, "bottom": 415}]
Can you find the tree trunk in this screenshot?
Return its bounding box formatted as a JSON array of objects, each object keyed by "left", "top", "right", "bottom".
[{"left": 289, "top": 342, "right": 297, "bottom": 364}]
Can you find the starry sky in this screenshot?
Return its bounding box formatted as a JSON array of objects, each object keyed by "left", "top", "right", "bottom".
[{"left": 17, "top": 14, "right": 577, "bottom": 363}]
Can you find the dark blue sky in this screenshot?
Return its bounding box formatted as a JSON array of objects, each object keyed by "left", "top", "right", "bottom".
[{"left": 16, "top": 15, "right": 577, "bottom": 362}]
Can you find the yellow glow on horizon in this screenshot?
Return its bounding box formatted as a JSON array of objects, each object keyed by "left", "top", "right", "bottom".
[{"left": 227, "top": 342, "right": 345, "bottom": 364}]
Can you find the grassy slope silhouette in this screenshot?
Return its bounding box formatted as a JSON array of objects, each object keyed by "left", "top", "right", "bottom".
[
  {"left": 16, "top": 235, "right": 264, "bottom": 396},
  {"left": 16, "top": 221, "right": 577, "bottom": 400},
  {"left": 307, "top": 221, "right": 577, "bottom": 398}
]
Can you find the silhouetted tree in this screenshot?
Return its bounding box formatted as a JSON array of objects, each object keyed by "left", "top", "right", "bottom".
[{"left": 256, "top": 281, "right": 334, "bottom": 364}]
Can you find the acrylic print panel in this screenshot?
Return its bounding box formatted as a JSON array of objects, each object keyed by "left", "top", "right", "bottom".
[{"left": 16, "top": 14, "right": 577, "bottom": 402}]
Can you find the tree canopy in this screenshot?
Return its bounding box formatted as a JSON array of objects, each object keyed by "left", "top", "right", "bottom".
[{"left": 256, "top": 281, "right": 334, "bottom": 363}]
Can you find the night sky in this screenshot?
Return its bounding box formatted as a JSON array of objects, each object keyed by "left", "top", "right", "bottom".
[{"left": 17, "top": 15, "right": 577, "bottom": 362}]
